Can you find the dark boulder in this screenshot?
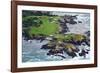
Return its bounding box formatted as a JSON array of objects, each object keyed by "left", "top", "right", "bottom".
[
  {"left": 33, "top": 36, "right": 46, "bottom": 42},
  {"left": 41, "top": 44, "right": 56, "bottom": 49},
  {"left": 69, "top": 20, "right": 77, "bottom": 24},
  {"left": 47, "top": 49, "right": 63, "bottom": 55},
  {"left": 66, "top": 51, "right": 77, "bottom": 58},
  {"left": 85, "top": 31, "right": 90, "bottom": 37},
  {"left": 78, "top": 21, "right": 82, "bottom": 23},
  {"left": 41, "top": 44, "right": 49, "bottom": 49},
  {"left": 79, "top": 49, "right": 89, "bottom": 58}
]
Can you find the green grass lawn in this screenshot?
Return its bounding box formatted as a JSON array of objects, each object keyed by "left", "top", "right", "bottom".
[{"left": 28, "top": 16, "right": 60, "bottom": 36}]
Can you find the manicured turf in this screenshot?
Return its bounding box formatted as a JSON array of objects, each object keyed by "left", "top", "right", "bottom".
[{"left": 28, "top": 16, "right": 60, "bottom": 36}]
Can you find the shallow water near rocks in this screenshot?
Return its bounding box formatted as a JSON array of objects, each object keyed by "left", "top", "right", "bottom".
[{"left": 22, "top": 39, "right": 90, "bottom": 62}]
